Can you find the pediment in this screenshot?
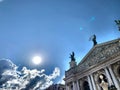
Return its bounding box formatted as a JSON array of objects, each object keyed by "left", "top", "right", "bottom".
[{"left": 78, "top": 38, "right": 120, "bottom": 71}]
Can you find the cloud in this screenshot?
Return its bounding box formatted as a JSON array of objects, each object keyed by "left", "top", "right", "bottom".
[
  {"left": 57, "top": 75, "right": 65, "bottom": 85},
  {"left": 0, "top": 59, "right": 60, "bottom": 90}
]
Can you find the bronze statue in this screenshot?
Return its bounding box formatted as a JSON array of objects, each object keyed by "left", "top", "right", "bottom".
[
  {"left": 115, "top": 20, "right": 120, "bottom": 31},
  {"left": 89, "top": 34, "right": 97, "bottom": 46},
  {"left": 70, "top": 52, "right": 75, "bottom": 61},
  {"left": 92, "top": 34, "right": 97, "bottom": 46}
]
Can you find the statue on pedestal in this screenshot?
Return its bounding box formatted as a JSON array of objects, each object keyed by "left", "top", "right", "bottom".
[
  {"left": 99, "top": 75, "right": 108, "bottom": 90},
  {"left": 70, "top": 52, "right": 75, "bottom": 61}
]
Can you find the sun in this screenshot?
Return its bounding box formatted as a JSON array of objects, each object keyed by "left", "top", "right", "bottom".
[{"left": 32, "top": 56, "right": 42, "bottom": 65}]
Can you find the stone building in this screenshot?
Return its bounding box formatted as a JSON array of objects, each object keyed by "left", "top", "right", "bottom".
[
  {"left": 45, "top": 84, "right": 65, "bottom": 90},
  {"left": 64, "top": 38, "right": 120, "bottom": 90}
]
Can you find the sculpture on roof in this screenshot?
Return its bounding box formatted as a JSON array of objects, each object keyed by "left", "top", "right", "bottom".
[
  {"left": 115, "top": 20, "right": 120, "bottom": 31},
  {"left": 89, "top": 34, "right": 97, "bottom": 46},
  {"left": 70, "top": 52, "right": 75, "bottom": 61}
]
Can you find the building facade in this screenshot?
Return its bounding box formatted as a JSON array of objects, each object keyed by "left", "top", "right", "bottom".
[
  {"left": 45, "top": 84, "right": 65, "bottom": 90},
  {"left": 64, "top": 39, "right": 120, "bottom": 90}
]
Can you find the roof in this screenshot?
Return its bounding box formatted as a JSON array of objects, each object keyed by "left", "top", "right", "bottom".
[
  {"left": 77, "top": 38, "right": 120, "bottom": 71},
  {"left": 65, "top": 38, "right": 120, "bottom": 79}
]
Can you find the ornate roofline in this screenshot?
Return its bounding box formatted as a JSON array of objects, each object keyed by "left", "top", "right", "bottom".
[{"left": 78, "top": 38, "right": 120, "bottom": 66}]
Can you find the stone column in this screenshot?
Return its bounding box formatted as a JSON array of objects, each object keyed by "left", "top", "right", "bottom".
[
  {"left": 79, "top": 80, "right": 83, "bottom": 90},
  {"left": 66, "top": 85, "right": 68, "bottom": 90},
  {"left": 73, "top": 82, "right": 75, "bottom": 90},
  {"left": 108, "top": 65, "right": 120, "bottom": 89},
  {"left": 87, "top": 75, "right": 93, "bottom": 90},
  {"left": 76, "top": 80, "right": 80, "bottom": 90},
  {"left": 90, "top": 74, "right": 97, "bottom": 90},
  {"left": 66, "top": 84, "right": 70, "bottom": 90},
  {"left": 73, "top": 81, "right": 77, "bottom": 90},
  {"left": 104, "top": 67, "right": 113, "bottom": 86},
  {"left": 69, "top": 84, "right": 72, "bottom": 90}
]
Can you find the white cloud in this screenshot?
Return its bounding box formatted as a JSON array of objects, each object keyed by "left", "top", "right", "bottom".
[
  {"left": 57, "top": 75, "right": 65, "bottom": 85},
  {"left": 35, "top": 67, "right": 60, "bottom": 90},
  {"left": 0, "top": 59, "right": 60, "bottom": 90}
]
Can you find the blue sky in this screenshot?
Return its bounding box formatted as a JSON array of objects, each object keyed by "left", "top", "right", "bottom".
[{"left": 0, "top": 0, "right": 120, "bottom": 88}]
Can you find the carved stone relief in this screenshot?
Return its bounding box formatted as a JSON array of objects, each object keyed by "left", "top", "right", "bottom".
[{"left": 78, "top": 40, "right": 120, "bottom": 72}]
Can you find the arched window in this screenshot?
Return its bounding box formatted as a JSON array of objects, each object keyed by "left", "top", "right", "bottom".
[
  {"left": 117, "top": 66, "right": 120, "bottom": 76},
  {"left": 83, "top": 81, "right": 90, "bottom": 90}
]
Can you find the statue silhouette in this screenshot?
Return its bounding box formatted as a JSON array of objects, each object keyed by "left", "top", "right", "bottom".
[
  {"left": 115, "top": 20, "right": 120, "bottom": 31},
  {"left": 89, "top": 34, "right": 97, "bottom": 46},
  {"left": 70, "top": 52, "right": 75, "bottom": 61},
  {"left": 92, "top": 34, "right": 97, "bottom": 46}
]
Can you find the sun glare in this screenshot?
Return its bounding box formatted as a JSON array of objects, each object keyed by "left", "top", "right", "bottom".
[{"left": 32, "top": 56, "right": 42, "bottom": 65}]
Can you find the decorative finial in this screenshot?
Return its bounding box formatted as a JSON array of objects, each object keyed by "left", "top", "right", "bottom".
[
  {"left": 69, "top": 52, "right": 75, "bottom": 61},
  {"left": 89, "top": 34, "right": 97, "bottom": 46},
  {"left": 115, "top": 20, "right": 120, "bottom": 31}
]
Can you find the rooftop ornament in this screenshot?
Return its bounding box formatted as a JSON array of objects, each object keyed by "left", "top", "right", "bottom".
[
  {"left": 89, "top": 34, "right": 97, "bottom": 46},
  {"left": 69, "top": 52, "right": 75, "bottom": 61},
  {"left": 115, "top": 20, "right": 120, "bottom": 31}
]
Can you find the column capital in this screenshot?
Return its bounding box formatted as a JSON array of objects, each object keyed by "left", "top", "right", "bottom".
[
  {"left": 107, "top": 64, "right": 112, "bottom": 68},
  {"left": 104, "top": 66, "right": 108, "bottom": 70}
]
